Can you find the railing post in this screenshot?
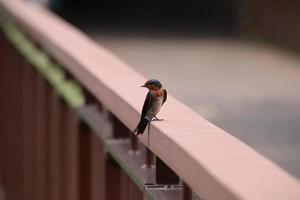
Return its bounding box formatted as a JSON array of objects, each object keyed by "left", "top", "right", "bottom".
[
  {"left": 105, "top": 156, "right": 122, "bottom": 200},
  {"left": 79, "top": 123, "right": 92, "bottom": 200},
  {"left": 60, "top": 102, "right": 79, "bottom": 200},
  {"left": 111, "top": 114, "right": 130, "bottom": 138},
  {"left": 130, "top": 134, "right": 139, "bottom": 153},
  {"left": 0, "top": 36, "right": 9, "bottom": 199},
  {"left": 48, "top": 88, "right": 63, "bottom": 200},
  {"left": 79, "top": 122, "right": 106, "bottom": 200},
  {"left": 183, "top": 182, "right": 193, "bottom": 200},
  {"left": 34, "top": 73, "right": 49, "bottom": 200},
  {"left": 0, "top": 31, "right": 6, "bottom": 174},
  {"left": 89, "top": 132, "right": 106, "bottom": 200},
  {"left": 145, "top": 148, "right": 155, "bottom": 168},
  {"left": 156, "top": 157, "right": 180, "bottom": 185},
  {"left": 144, "top": 124, "right": 155, "bottom": 168},
  {"left": 8, "top": 44, "right": 24, "bottom": 200},
  {"left": 0, "top": 35, "right": 9, "bottom": 198},
  {"left": 20, "top": 62, "right": 37, "bottom": 200},
  {"left": 106, "top": 114, "right": 130, "bottom": 200}
]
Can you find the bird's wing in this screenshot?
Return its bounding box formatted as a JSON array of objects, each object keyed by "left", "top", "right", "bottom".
[
  {"left": 162, "top": 89, "right": 167, "bottom": 105},
  {"left": 141, "top": 91, "right": 154, "bottom": 120}
]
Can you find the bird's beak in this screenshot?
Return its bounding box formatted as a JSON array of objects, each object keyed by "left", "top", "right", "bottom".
[{"left": 141, "top": 84, "right": 147, "bottom": 88}]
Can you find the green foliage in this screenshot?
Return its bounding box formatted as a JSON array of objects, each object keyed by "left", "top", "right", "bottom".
[{"left": 0, "top": 20, "right": 85, "bottom": 108}]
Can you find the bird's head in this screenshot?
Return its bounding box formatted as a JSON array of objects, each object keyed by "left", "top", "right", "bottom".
[{"left": 141, "top": 79, "right": 162, "bottom": 91}]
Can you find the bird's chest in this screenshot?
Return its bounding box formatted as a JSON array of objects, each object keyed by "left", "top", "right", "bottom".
[{"left": 147, "top": 96, "right": 163, "bottom": 117}]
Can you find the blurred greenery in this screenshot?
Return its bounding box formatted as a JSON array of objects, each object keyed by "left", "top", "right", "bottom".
[{"left": 0, "top": 20, "right": 85, "bottom": 108}]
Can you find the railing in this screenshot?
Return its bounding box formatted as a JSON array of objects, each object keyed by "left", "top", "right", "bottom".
[{"left": 1, "top": 0, "right": 300, "bottom": 200}]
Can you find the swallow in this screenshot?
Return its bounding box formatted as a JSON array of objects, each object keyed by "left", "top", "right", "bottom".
[{"left": 133, "top": 79, "right": 167, "bottom": 135}]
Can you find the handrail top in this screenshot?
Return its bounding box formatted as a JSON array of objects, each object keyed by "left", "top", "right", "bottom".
[{"left": 1, "top": 1, "right": 300, "bottom": 199}]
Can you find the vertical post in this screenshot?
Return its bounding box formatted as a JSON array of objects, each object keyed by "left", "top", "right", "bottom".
[
  {"left": 19, "top": 55, "right": 28, "bottom": 200},
  {"left": 80, "top": 90, "right": 106, "bottom": 200},
  {"left": 145, "top": 148, "right": 155, "bottom": 168},
  {"left": 84, "top": 90, "right": 101, "bottom": 108},
  {"left": 111, "top": 114, "right": 130, "bottom": 138},
  {"left": 78, "top": 122, "right": 106, "bottom": 200},
  {"left": 0, "top": 36, "right": 9, "bottom": 188},
  {"left": 0, "top": 42, "right": 26, "bottom": 200},
  {"left": 105, "top": 156, "right": 121, "bottom": 200},
  {"left": 44, "top": 83, "right": 52, "bottom": 200},
  {"left": 183, "top": 182, "right": 192, "bottom": 200},
  {"left": 21, "top": 63, "right": 36, "bottom": 200},
  {"left": 48, "top": 89, "right": 62, "bottom": 200},
  {"left": 131, "top": 134, "right": 138, "bottom": 152},
  {"left": 8, "top": 47, "right": 23, "bottom": 200},
  {"left": 106, "top": 113, "right": 130, "bottom": 199},
  {"left": 156, "top": 157, "right": 180, "bottom": 185},
  {"left": 145, "top": 125, "right": 154, "bottom": 168},
  {"left": 120, "top": 170, "right": 129, "bottom": 200},
  {"left": 34, "top": 74, "right": 48, "bottom": 200},
  {"left": 2, "top": 39, "right": 10, "bottom": 199},
  {"left": 60, "top": 103, "right": 79, "bottom": 200},
  {"left": 89, "top": 132, "right": 106, "bottom": 200},
  {"left": 79, "top": 123, "right": 92, "bottom": 200},
  {"left": 0, "top": 29, "right": 6, "bottom": 174}
]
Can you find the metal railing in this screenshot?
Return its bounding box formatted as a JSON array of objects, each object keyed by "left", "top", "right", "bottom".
[{"left": 1, "top": 0, "right": 300, "bottom": 200}]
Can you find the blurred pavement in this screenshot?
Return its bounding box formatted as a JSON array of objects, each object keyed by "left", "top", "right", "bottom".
[{"left": 89, "top": 33, "right": 300, "bottom": 179}]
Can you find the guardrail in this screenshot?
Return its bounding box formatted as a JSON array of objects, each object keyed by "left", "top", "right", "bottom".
[{"left": 1, "top": 0, "right": 300, "bottom": 200}]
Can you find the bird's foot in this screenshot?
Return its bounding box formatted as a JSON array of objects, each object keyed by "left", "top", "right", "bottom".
[{"left": 151, "top": 117, "right": 164, "bottom": 121}]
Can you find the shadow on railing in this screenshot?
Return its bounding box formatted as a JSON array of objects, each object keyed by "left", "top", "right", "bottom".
[{"left": 0, "top": 1, "right": 300, "bottom": 200}]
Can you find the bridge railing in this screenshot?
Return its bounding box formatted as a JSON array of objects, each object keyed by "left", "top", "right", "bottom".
[{"left": 0, "top": 0, "right": 300, "bottom": 200}]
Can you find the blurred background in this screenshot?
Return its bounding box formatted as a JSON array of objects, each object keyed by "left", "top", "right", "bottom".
[{"left": 34, "top": 0, "right": 300, "bottom": 179}]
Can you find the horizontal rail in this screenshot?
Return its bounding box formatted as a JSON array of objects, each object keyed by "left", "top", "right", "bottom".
[{"left": 1, "top": 0, "right": 300, "bottom": 199}]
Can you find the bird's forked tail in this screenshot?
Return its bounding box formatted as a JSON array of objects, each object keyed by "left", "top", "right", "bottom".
[{"left": 133, "top": 118, "right": 149, "bottom": 135}]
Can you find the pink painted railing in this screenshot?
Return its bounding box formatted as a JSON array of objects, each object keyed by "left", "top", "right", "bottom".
[{"left": 1, "top": 1, "right": 300, "bottom": 200}]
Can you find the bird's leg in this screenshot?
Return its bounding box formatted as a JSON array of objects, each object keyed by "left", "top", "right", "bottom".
[{"left": 151, "top": 116, "right": 164, "bottom": 121}]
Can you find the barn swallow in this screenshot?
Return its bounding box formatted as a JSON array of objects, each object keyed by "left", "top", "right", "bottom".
[{"left": 133, "top": 79, "right": 167, "bottom": 135}]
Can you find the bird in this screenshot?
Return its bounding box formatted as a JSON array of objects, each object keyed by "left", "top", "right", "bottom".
[{"left": 133, "top": 79, "right": 167, "bottom": 135}]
